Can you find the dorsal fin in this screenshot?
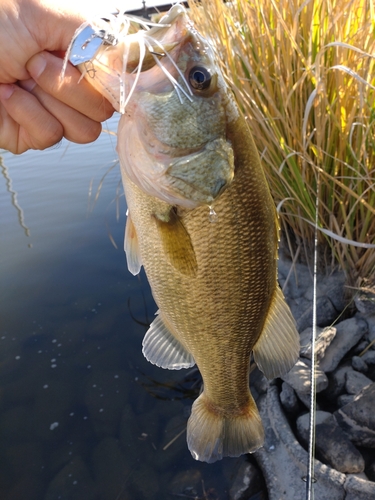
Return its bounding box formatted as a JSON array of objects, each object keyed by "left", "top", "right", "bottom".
[
  {"left": 154, "top": 209, "right": 197, "bottom": 277},
  {"left": 142, "top": 311, "right": 195, "bottom": 370},
  {"left": 124, "top": 213, "right": 142, "bottom": 276},
  {"left": 253, "top": 286, "right": 299, "bottom": 379}
]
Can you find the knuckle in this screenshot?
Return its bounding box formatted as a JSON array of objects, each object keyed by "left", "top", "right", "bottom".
[
  {"left": 81, "top": 122, "right": 102, "bottom": 143},
  {"left": 66, "top": 121, "right": 101, "bottom": 144},
  {"left": 34, "top": 123, "right": 63, "bottom": 150},
  {"left": 98, "top": 100, "right": 115, "bottom": 121}
]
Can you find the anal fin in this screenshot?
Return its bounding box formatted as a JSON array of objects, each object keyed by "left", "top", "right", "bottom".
[
  {"left": 124, "top": 212, "right": 142, "bottom": 275},
  {"left": 154, "top": 209, "right": 197, "bottom": 277},
  {"left": 253, "top": 286, "right": 299, "bottom": 379},
  {"left": 142, "top": 311, "right": 195, "bottom": 370}
]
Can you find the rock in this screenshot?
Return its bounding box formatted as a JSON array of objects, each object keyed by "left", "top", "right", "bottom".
[
  {"left": 2, "top": 371, "right": 42, "bottom": 406},
  {"left": 119, "top": 403, "right": 151, "bottom": 461},
  {"left": 366, "top": 461, "right": 375, "bottom": 481},
  {"left": 255, "top": 387, "right": 348, "bottom": 500},
  {"left": 288, "top": 297, "right": 312, "bottom": 326},
  {"left": 91, "top": 437, "right": 131, "bottom": 500},
  {"left": 250, "top": 368, "right": 269, "bottom": 395},
  {"left": 351, "top": 356, "right": 368, "bottom": 373},
  {"left": 347, "top": 472, "right": 369, "bottom": 480},
  {"left": 355, "top": 287, "right": 375, "bottom": 315},
  {"left": 48, "top": 438, "right": 90, "bottom": 477},
  {"left": 344, "top": 473, "right": 375, "bottom": 500},
  {"left": 337, "top": 394, "right": 355, "bottom": 407},
  {"left": 45, "top": 456, "right": 97, "bottom": 500},
  {"left": 362, "top": 350, "right": 375, "bottom": 365},
  {"left": 3, "top": 473, "right": 45, "bottom": 500},
  {"left": 3, "top": 441, "right": 44, "bottom": 479},
  {"left": 290, "top": 385, "right": 321, "bottom": 410},
  {"left": 297, "top": 296, "right": 338, "bottom": 332},
  {"left": 300, "top": 326, "right": 336, "bottom": 361},
  {"left": 277, "top": 257, "right": 312, "bottom": 300},
  {"left": 84, "top": 370, "right": 129, "bottom": 437},
  {"left": 345, "top": 370, "right": 372, "bottom": 395},
  {"left": 296, "top": 411, "right": 365, "bottom": 473},
  {"left": 32, "top": 380, "right": 75, "bottom": 442},
  {"left": 156, "top": 414, "right": 188, "bottom": 470},
  {"left": 168, "top": 469, "right": 202, "bottom": 498},
  {"left": 326, "top": 364, "right": 353, "bottom": 398},
  {"left": 281, "top": 359, "right": 328, "bottom": 395},
  {"left": 129, "top": 463, "right": 160, "bottom": 500},
  {"left": 335, "top": 382, "right": 375, "bottom": 447},
  {"left": 280, "top": 382, "right": 299, "bottom": 413},
  {"left": 365, "top": 315, "right": 375, "bottom": 342},
  {"left": 302, "top": 272, "right": 346, "bottom": 311},
  {"left": 295, "top": 390, "right": 317, "bottom": 410},
  {"left": 85, "top": 307, "right": 118, "bottom": 338},
  {"left": 322, "top": 271, "right": 347, "bottom": 312},
  {"left": 354, "top": 340, "right": 369, "bottom": 355},
  {"left": 0, "top": 405, "right": 35, "bottom": 444},
  {"left": 229, "top": 460, "right": 263, "bottom": 500},
  {"left": 319, "top": 318, "right": 368, "bottom": 373},
  {"left": 136, "top": 408, "right": 161, "bottom": 450}
]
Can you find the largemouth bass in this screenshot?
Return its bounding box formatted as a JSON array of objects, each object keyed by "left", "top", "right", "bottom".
[{"left": 67, "top": 5, "right": 299, "bottom": 463}]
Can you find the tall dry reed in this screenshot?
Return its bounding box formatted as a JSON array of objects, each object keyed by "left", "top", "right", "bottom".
[{"left": 189, "top": 0, "right": 375, "bottom": 282}]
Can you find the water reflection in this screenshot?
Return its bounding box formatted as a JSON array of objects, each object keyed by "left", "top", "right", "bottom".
[
  {"left": 0, "top": 155, "right": 30, "bottom": 237},
  {"left": 0, "top": 117, "right": 264, "bottom": 499}
]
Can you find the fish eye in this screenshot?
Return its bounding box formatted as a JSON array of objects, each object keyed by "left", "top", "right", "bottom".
[{"left": 188, "top": 66, "right": 212, "bottom": 91}]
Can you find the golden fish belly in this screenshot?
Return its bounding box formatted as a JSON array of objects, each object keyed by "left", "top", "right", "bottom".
[
  {"left": 122, "top": 115, "right": 278, "bottom": 412},
  {"left": 67, "top": 0, "right": 300, "bottom": 466}
]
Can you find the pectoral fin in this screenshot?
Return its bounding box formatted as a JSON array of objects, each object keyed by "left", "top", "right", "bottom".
[
  {"left": 154, "top": 209, "right": 197, "bottom": 277},
  {"left": 124, "top": 213, "right": 142, "bottom": 276},
  {"left": 253, "top": 286, "right": 299, "bottom": 379},
  {"left": 142, "top": 311, "right": 195, "bottom": 370}
]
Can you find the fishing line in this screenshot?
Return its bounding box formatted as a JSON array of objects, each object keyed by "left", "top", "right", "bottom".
[{"left": 305, "top": 170, "right": 320, "bottom": 500}]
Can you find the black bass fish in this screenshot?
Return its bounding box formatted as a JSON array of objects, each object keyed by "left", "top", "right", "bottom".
[{"left": 66, "top": 5, "right": 299, "bottom": 463}]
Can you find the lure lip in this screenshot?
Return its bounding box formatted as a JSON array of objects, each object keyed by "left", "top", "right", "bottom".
[
  {"left": 67, "top": 5, "right": 190, "bottom": 68},
  {"left": 68, "top": 25, "right": 106, "bottom": 66},
  {"left": 63, "top": 4, "right": 193, "bottom": 112}
]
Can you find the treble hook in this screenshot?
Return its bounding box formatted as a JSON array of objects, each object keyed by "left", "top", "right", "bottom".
[{"left": 148, "top": 50, "right": 166, "bottom": 57}]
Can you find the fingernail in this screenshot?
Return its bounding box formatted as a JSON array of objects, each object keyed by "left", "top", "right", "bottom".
[
  {"left": 19, "top": 78, "right": 37, "bottom": 92},
  {"left": 0, "top": 84, "right": 15, "bottom": 100},
  {"left": 27, "top": 53, "right": 47, "bottom": 79}
]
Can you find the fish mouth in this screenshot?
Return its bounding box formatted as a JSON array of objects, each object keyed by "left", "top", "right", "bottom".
[
  {"left": 70, "top": 5, "right": 201, "bottom": 111},
  {"left": 124, "top": 6, "right": 195, "bottom": 90}
]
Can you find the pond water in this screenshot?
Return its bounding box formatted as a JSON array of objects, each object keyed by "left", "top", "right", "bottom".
[{"left": 0, "top": 115, "right": 259, "bottom": 500}]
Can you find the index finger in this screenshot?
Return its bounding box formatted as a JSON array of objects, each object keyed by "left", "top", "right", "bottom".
[{"left": 26, "top": 51, "right": 114, "bottom": 122}]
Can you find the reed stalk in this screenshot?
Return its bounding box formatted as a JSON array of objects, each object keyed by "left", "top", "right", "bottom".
[{"left": 189, "top": 0, "right": 375, "bottom": 282}]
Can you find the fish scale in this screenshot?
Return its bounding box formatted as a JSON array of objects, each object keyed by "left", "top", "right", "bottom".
[
  {"left": 124, "top": 116, "right": 275, "bottom": 413},
  {"left": 70, "top": 4, "right": 300, "bottom": 463},
  {"left": 139, "top": 91, "right": 225, "bottom": 148}
]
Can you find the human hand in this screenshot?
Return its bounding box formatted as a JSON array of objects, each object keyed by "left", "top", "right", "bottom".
[{"left": 0, "top": 0, "right": 115, "bottom": 154}]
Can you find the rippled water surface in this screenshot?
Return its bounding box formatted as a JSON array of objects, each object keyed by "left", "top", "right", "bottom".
[{"left": 0, "top": 115, "right": 254, "bottom": 500}]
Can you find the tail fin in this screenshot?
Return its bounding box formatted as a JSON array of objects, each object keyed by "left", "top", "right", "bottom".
[{"left": 186, "top": 392, "right": 264, "bottom": 463}]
